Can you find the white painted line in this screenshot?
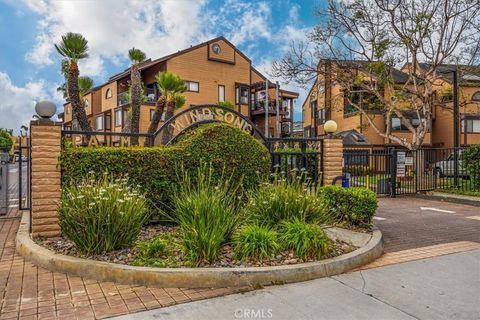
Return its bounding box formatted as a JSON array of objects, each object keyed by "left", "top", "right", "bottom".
[
  {"left": 8, "top": 199, "right": 19, "bottom": 203},
  {"left": 466, "top": 216, "right": 480, "bottom": 221},
  {"left": 420, "top": 207, "right": 456, "bottom": 214},
  {"left": 8, "top": 205, "right": 17, "bottom": 208},
  {"left": 373, "top": 217, "right": 387, "bottom": 221}
]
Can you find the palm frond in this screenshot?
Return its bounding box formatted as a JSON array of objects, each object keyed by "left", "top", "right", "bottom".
[
  {"left": 55, "top": 32, "right": 89, "bottom": 62},
  {"left": 175, "top": 95, "right": 186, "bottom": 109},
  {"left": 155, "top": 71, "right": 186, "bottom": 98},
  {"left": 78, "top": 76, "right": 94, "bottom": 97},
  {"left": 128, "top": 48, "right": 147, "bottom": 64}
]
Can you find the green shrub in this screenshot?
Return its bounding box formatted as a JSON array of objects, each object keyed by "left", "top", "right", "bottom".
[
  {"left": 0, "top": 129, "right": 13, "bottom": 152},
  {"left": 461, "top": 145, "right": 480, "bottom": 188},
  {"left": 171, "top": 164, "right": 241, "bottom": 264},
  {"left": 60, "top": 123, "right": 270, "bottom": 218},
  {"left": 233, "top": 225, "right": 279, "bottom": 260},
  {"left": 59, "top": 174, "right": 147, "bottom": 254},
  {"left": 246, "top": 172, "right": 327, "bottom": 227},
  {"left": 318, "top": 186, "right": 377, "bottom": 226},
  {"left": 136, "top": 237, "right": 167, "bottom": 258},
  {"left": 279, "top": 218, "right": 331, "bottom": 259}
]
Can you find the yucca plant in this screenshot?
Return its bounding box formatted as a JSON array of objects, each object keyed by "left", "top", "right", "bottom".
[
  {"left": 55, "top": 32, "right": 91, "bottom": 131},
  {"left": 128, "top": 48, "right": 147, "bottom": 144},
  {"left": 170, "top": 164, "right": 242, "bottom": 264},
  {"left": 233, "top": 225, "right": 279, "bottom": 260},
  {"left": 59, "top": 174, "right": 147, "bottom": 254},
  {"left": 279, "top": 218, "right": 332, "bottom": 260}
]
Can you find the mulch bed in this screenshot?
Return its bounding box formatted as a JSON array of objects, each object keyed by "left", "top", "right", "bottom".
[{"left": 36, "top": 224, "right": 359, "bottom": 268}]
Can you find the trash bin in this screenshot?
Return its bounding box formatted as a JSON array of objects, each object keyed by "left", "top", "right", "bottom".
[
  {"left": 377, "top": 178, "right": 391, "bottom": 194},
  {"left": 341, "top": 173, "right": 351, "bottom": 188}
]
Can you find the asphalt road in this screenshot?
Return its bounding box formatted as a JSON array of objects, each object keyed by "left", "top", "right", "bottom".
[{"left": 113, "top": 250, "right": 480, "bottom": 320}]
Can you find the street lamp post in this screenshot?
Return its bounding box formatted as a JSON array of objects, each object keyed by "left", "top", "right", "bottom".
[{"left": 440, "top": 69, "right": 460, "bottom": 188}]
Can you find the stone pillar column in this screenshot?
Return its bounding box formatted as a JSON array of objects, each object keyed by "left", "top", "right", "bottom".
[
  {"left": 322, "top": 138, "right": 343, "bottom": 186},
  {"left": 30, "top": 120, "right": 62, "bottom": 238}
]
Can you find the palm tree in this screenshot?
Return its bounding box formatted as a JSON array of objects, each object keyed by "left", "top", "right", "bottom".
[
  {"left": 147, "top": 71, "right": 187, "bottom": 144},
  {"left": 127, "top": 48, "right": 147, "bottom": 145},
  {"left": 55, "top": 32, "right": 91, "bottom": 131}
]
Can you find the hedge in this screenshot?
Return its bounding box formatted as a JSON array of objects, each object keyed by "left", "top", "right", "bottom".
[
  {"left": 461, "top": 145, "right": 480, "bottom": 188},
  {"left": 318, "top": 186, "right": 377, "bottom": 226},
  {"left": 60, "top": 123, "right": 271, "bottom": 218}
]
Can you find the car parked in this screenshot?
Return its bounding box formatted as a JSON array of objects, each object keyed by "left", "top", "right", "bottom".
[{"left": 433, "top": 150, "right": 468, "bottom": 177}]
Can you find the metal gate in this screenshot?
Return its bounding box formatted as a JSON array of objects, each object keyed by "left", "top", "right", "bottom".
[
  {"left": 0, "top": 157, "right": 7, "bottom": 216},
  {"left": 343, "top": 146, "right": 479, "bottom": 196}
]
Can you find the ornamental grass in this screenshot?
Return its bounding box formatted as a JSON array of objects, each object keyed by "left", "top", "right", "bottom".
[{"left": 59, "top": 173, "right": 147, "bottom": 254}]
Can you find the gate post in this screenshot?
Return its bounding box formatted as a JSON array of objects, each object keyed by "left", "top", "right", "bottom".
[
  {"left": 30, "top": 120, "right": 62, "bottom": 238},
  {"left": 322, "top": 138, "right": 343, "bottom": 186}
]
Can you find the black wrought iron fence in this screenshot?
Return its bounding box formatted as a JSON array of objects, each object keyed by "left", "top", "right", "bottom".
[
  {"left": 267, "top": 138, "right": 323, "bottom": 185},
  {"left": 343, "top": 145, "right": 480, "bottom": 196}
]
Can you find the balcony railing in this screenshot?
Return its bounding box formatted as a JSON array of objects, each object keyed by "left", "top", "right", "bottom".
[
  {"left": 117, "top": 88, "right": 157, "bottom": 107},
  {"left": 250, "top": 99, "right": 289, "bottom": 115}
]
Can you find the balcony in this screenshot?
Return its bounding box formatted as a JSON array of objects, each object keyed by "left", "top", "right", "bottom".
[
  {"left": 117, "top": 88, "right": 157, "bottom": 107},
  {"left": 250, "top": 99, "right": 289, "bottom": 116}
]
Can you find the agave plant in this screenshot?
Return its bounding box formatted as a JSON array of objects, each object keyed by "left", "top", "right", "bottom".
[
  {"left": 55, "top": 32, "right": 92, "bottom": 131},
  {"left": 127, "top": 48, "right": 147, "bottom": 144}
]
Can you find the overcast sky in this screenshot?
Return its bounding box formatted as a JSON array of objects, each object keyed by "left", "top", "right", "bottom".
[{"left": 0, "top": 0, "right": 325, "bottom": 132}]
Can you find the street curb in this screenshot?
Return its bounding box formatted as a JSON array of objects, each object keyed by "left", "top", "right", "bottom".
[
  {"left": 16, "top": 211, "right": 383, "bottom": 288},
  {"left": 416, "top": 192, "right": 480, "bottom": 207}
]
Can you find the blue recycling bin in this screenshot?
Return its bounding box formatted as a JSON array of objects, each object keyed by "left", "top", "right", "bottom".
[{"left": 341, "top": 173, "right": 351, "bottom": 188}]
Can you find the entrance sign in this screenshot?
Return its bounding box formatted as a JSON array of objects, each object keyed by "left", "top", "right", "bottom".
[
  {"left": 153, "top": 104, "right": 266, "bottom": 145},
  {"left": 405, "top": 156, "right": 414, "bottom": 166}
]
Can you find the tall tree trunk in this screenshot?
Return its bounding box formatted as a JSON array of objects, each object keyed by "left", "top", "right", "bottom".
[
  {"left": 68, "top": 61, "right": 91, "bottom": 132},
  {"left": 130, "top": 63, "right": 141, "bottom": 145},
  {"left": 147, "top": 95, "right": 166, "bottom": 146},
  {"left": 161, "top": 98, "right": 176, "bottom": 145}
]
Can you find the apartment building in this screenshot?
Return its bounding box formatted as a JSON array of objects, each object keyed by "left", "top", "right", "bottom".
[
  {"left": 303, "top": 61, "right": 480, "bottom": 148},
  {"left": 60, "top": 36, "right": 298, "bottom": 138}
]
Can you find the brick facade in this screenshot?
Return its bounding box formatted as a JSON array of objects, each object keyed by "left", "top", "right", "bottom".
[
  {"left": 322, "top": 138, "right": 343, "bottom": 186},
  {"left": 30, "top": 120, "right": 62, "bottom": 238}
]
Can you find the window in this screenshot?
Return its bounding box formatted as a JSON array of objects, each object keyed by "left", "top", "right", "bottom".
[
  {"left": 462, "top": 118, "right": 480, "bottom": 133},
  {"left": 236, "top": 86, "right": 249, "bottom": 105},
  {"left": 115, "top": 109, "right": 122, "bottom": 127},
  {"left": 391, "top": 117, "right": 422, "bottom": 131},
  {"left": 186, "top": 81, "right": 199, "bottom": 92},
  {"left": 310, "top": 100, "right": 317, "bottom": 120},
  {"left": 150, "top": 109, "right": 155, "bottom": 121},
  {"left": 344, "top": 150, "right": 369, "bottom": 166},
  {"left": 218, "top": 85, "right": 225, "bottom": 102},
  {"left": 65, "top": 106, "right": 70, "bottom": 114},
  {"left": 105, "top": 88, "right": 112, "bottom": 99},
  {"left": 84, "top": 99, "right": 89, "bottom": 108},
  {"left": 318, "top": 108, "right": 326, "bottom": 124},
  {"left": 96, "top": 115, "right": 104, "bottom": 131},
  {"left": 105, "top": 114, "right": 111, "bottom": 130},
  {"left": 472, "top": 91, "right": 480, "bottom": 101},
  {"left": 344, "top": 87, "right": 383, "bottom": 115}
]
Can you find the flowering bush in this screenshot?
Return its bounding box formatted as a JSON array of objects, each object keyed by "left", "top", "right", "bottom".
[
  {"left": 245, "top": 170, "right": 328, "bottom": 227},
  {"left": 59, "top": 173, "right": 147, "bottom": 254}
]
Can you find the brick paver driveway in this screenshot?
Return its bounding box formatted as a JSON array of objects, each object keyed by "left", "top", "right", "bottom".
[{"left": 0, "top": 196, "right": 479, "bottom": 319}]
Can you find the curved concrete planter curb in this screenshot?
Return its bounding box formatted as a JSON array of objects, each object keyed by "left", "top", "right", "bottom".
[{"left": 16, "top": 211, "right": 383, "bottom": 288}]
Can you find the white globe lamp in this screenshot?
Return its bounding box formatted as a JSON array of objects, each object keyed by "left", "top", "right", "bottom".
[{"left": 35, "top": 100, "right": 56, "bottom": 119}]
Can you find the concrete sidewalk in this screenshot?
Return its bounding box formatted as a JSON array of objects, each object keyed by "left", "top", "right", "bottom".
[{"left": 113, "top": 250, "right": 480, "bottom": 320}]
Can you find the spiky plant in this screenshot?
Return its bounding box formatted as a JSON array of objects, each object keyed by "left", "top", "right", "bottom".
[
  {"left": 147, "top": 71, "right": 187, "bottom": 143},
  {"left": 55, "top": 33, "right": 91, "bottom": 131},
  {"left": 127, "top": 48, "right": 147, "bottom": 144}
]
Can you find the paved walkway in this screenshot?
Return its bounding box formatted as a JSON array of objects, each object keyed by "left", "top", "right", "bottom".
[
  {"left": 0, "top": 197, "right": 479, "bottom": 319},
  {"left": 114, "top": 250, "right": 480, "bottom": 320}
]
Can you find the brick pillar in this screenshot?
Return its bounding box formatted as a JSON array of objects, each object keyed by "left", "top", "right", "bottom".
[
  {"left": 30, "top": 120, "right": 62, "bottom": 238},
  {"left": 322, "top": 138, "right": 343, "bottom": 186}
]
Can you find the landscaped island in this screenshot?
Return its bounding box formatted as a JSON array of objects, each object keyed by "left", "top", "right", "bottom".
[{"left": 39, "top": 124, "right": 378, "bottom": 271}]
